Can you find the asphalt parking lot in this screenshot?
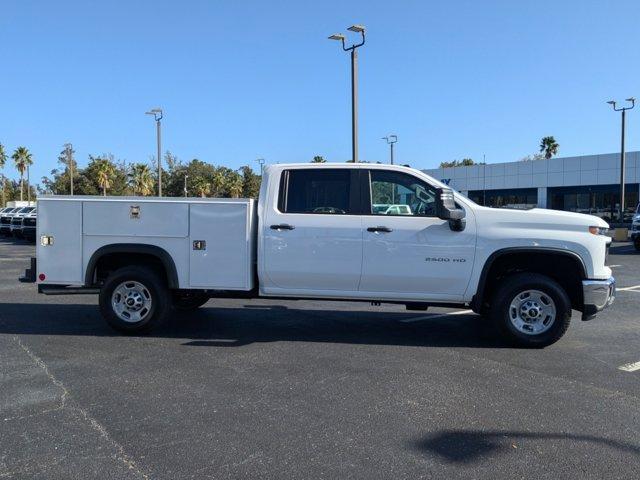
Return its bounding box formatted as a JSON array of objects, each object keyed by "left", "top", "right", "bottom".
[{"left": 1, "top": 238, "right": 639, "bottom": 479}]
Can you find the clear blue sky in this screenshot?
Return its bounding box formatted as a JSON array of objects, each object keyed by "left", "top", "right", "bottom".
[{"left": 1, "top": 0, "right": 638, "bottom": 184}]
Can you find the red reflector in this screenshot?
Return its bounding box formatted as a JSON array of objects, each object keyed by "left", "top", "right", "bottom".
[{"left": 38, "top": 273, "right": 46, "bottom": 281}]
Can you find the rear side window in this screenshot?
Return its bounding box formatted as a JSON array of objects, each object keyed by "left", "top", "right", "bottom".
[{"left": 278, "top": 169, "right": 353, "bottom": 214}]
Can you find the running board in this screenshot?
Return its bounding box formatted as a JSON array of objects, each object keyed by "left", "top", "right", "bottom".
[{"left": 38, "top": 284, "right": 100, "bottom": 295}]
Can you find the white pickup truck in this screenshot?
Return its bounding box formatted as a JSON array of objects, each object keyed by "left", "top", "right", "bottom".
[{"left": 21, "top": 163, "right": 615, "bottom": 347}]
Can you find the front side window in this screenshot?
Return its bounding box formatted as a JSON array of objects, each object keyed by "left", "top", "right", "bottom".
[
  {"left": 279, "top": 169, "right": 352, "bottom": 214},
  {"left": 369, "top": 170, "right": 438, "bottom": 216}
]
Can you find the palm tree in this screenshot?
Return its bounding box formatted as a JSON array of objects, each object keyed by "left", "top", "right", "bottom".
[
  {"left": 226, "top": 173, "right": 244, "bottom": 198},
  {"left": 0, "top": 144, "right": 6, "bottom": 206},
  {"left": 191, "top": 176, "right": 211, "bottom": 198},
  {"left": 311, "top": 155, "right": 326, "bottom": 163},
  {"left": 539, "top": 136, "right": 559, "bottom": 160},
  {"left": 95, "top": 158, "right": 116, "bottom": 196},
  {"left": 11, "top": 146, "right": 33, "bottom": 201},
  {"left": 211, "top": 169, "right": 225, "bottom": 197},
  {"left": 129, "top": 163, "right": 154, "bottom": 196}
]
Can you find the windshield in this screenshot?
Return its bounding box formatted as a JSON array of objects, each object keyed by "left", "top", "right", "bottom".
[
  {"left": 3, "top": 208, "right": 16, "bottom": 214},
  {"left": 18, "top": 207, "right": 35, "bottom": 214}
]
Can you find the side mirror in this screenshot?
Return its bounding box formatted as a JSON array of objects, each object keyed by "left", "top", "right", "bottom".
[{"left": 435, "top": 187, "right": 466, "bottom": 231}]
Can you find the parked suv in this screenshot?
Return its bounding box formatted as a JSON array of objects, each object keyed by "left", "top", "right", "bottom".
[
  {"left": 0, "top": 208, "right": 19, "bottom": 235},
  {"left": 632, "top": 203, "right": 640, "bottom": 251},
  {"left": 21, "top": 209, "right": 37, "bottom": 242},
  {"left": 10, "top": 207, "right": 35, "bottom": 238}
]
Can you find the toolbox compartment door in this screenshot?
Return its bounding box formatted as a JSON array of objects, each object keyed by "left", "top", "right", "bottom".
[
  {"left": 189, "top": 202, "right": 254, "bottom": 290},
  {"left": 83, "top": 201, "right": 188, "bottom": 237}
]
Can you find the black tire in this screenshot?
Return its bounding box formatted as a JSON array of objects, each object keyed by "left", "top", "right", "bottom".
[
  {"left": 99, "top": 266, "right": 170, "bottom": 334},
  {"left": 634, "top": 236, "right": 640, "bottom": 252},
  {"left": 172, "top": 291, "right": 210, "bottom": 311},
  {"left": 489, "top": 272, "right": 571, "bottom": 348}
]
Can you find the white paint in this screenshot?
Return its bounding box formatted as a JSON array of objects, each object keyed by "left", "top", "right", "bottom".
[
  {"left": 617, "top": 285, "right": 640, "bottom": 292},
  {"left": 399, "top": 309, "right": 474, "bottom": 323},
  {"left": 607, "top": 265, "right": 621, "bottom": 268},
  {"left": 618, "top": 361, "right": 640, "bottom": 372}
]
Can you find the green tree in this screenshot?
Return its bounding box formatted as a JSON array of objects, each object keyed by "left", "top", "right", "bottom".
[
  {"left": 225, "top": 170, "right": 244, "bottom": 198},
  {"left": 311, "top": 155, "right": 326, "bottom": 163},
  {"left": 129, "top": 163, "right": 154, "bottom": 196},
  {"left": 539, "top": 136, "right": 559, "bottom": 160},
  {"left": 240, "top": 165, "right": 261, "bottom": 198},
  {"left": 11, "top": 146, "right": 33, "bottom": 201},
  {"left": 94, "top": 158, "right": 117, "bottom": 196},
  {"left": 58, "top": 143, "right": 77, "bottom": 195},
  {"left": 0, "top": 143, "right": 7, "bottom": 206},
  {"left": 191, "top": 176, "right": 211, "bottom": 197}
]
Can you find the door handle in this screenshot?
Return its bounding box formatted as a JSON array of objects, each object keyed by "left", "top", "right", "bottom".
[
  {"left": 270, "top": 224, "right": 295, "bottom": 230},
  {"left": 367, "top": 226, "right": 393, "bottom": 233}
]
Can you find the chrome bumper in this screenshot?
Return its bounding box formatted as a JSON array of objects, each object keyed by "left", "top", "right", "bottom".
[{"left": 582, "top": 277, "right": 615, "bottom": 320}]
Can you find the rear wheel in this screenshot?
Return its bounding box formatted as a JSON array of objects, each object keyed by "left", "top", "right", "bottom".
[
  {"left": 172, "top": 291, "right": 210, "bottom": 311},
  {"left": 634, "top": 236, "right": 640, "bottom": 252},
  {"left": 489, "top": 272, "right": 571, "bottom": 348},
  {"left": 99, "top": 266, "right": 169, "bottom": 334}
]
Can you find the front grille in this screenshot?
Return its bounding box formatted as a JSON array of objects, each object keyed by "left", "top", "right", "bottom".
[
  {"left": 0, "top": 217, "right": 11, "bottom": 225},
  {"left": 11, "top": 218, "right": 22, "bottom": 226},
  {"left": 23, "top": 218, "right": 36, "bottom": 226}
]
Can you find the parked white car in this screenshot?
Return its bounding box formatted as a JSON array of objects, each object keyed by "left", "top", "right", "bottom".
[{"left": 21, "top": 163, "right": 615, "bottom": 347}]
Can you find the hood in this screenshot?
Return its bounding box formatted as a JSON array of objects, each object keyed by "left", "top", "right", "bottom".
[{"left": 475, "top": 206, "right": 610, "bottom": 230}]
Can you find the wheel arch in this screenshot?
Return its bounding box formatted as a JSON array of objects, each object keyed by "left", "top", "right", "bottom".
[
  {"left": 471, "top": 247, "right": 587, "bottom": 313},
  {"left": 85, "top": 244, "right": 179, "bottom": 289}
]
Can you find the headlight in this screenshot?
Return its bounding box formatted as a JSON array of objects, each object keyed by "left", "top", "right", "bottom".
[{"left": 588, "top": 226, "right": 609, "bottom": 236}]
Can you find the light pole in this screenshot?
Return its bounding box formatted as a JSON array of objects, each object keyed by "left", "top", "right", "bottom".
[
  {"left": 607, "top": 98, "right": 635, "bottom": 223},
  {"left": 145, "top": 108, "right": 163, "bottom": 196},
  {"left": 329, "top": 24, "right": 366, "bottom": 163},
  {"left": 256, "top": 158, "right": 265, "bottom": 176},
  {"left": 27, "top": 164, "right": 30, "bottom": 203},
  {"left": 184, "top": 174, "right": 188, "bottom": 197},
  {"left": 382, "top": 135, "right": 397, "bottom": 165}
]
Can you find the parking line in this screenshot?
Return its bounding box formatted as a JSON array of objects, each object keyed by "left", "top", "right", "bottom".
[
  {"left": 399, "top": 309, "right": 474, "bottom": 323},
  {"left": 618, "top": 361, "right": 640, "bottom": 372},
  {"left": 617, "top": 285, "right": 640, "bottom": 292},
  {"left": 607, "top": 265, "right": 621, "bottom": 268}
]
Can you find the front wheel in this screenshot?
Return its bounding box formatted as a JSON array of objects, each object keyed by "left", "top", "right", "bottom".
[
  {"left": 99, "top": 266, "right": 170, "bottom": 334},
  {"left": 489, "top": 273, "right": 571, "bottom": 348}
]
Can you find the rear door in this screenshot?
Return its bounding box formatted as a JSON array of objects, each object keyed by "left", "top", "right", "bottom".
[
  {"left": 261, "top": 168, "right": 363, "bottom": 293},
  {"left": 359, "top": 169, "right": 476, "bottom": 299}
]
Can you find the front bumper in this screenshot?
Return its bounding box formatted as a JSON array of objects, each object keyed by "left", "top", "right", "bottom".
[{"left": 582, "top": 277, "right": 615, "bottom": 320}]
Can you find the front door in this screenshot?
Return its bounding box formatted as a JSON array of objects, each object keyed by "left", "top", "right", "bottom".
[
  {"left": 261, "top": 168, "right": 363, "bottom": 293},
  {"left": 359, "top": 169, "right": 476, "bottom": 300}
]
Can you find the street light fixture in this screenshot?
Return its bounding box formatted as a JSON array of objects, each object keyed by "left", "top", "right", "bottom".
[
  {"left": 145, "top": 108, "right": 163, "bottom": 196},
  {"left": 382, "top": 135, "right": 398, "bottom": 165},
  {"left": 255, "top": 158, "right": 265, "bottom": 176},
  {"left": 607, "top": 97, "right": 635, "bottom": 223},
  {"left": 328, "top": 24, "right": 366, "bottom": 163}
]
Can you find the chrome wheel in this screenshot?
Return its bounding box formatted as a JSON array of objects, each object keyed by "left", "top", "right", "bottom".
[
  {"left": 111, "top": 281, "right": 153, "bottom": 323},
  {"left": 508, "top": 289, "right": 556, "bottom": 335}
]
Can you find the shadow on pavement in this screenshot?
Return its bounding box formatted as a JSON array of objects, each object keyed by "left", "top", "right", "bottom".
[
  {"left": 0, "top": 302, "right": 511, "bottom": 349},
  {"left": 413, "top": 429, "right": 640, "bottom": 463}
]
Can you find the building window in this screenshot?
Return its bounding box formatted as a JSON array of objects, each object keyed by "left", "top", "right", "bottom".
[
  {"left": 468, "top": 188, "right": 537, "bottom": 210},
  {"left": 549, "top": 184, "right": 639, "bottom": 223}
]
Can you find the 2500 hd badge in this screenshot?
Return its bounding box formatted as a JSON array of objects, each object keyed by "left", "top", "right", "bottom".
[{"left": 425, "top": 257, "right": 466, "bottom": 263}]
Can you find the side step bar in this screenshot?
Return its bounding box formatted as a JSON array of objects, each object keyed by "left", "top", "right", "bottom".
[{"left": 38, "top": 284, "right": 100, "bottom": 295}]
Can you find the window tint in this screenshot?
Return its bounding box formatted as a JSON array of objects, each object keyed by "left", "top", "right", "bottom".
[
  {"left": 369, "top": 170, "right": 438, "bottom": 216},
  {"left": 280, "top": 169, "right": 352, "bottom": 214}
]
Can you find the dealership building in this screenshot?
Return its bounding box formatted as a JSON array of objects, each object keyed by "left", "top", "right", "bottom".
[{"left": 422, "top": 151, "right": 640, "bottom": 222}]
